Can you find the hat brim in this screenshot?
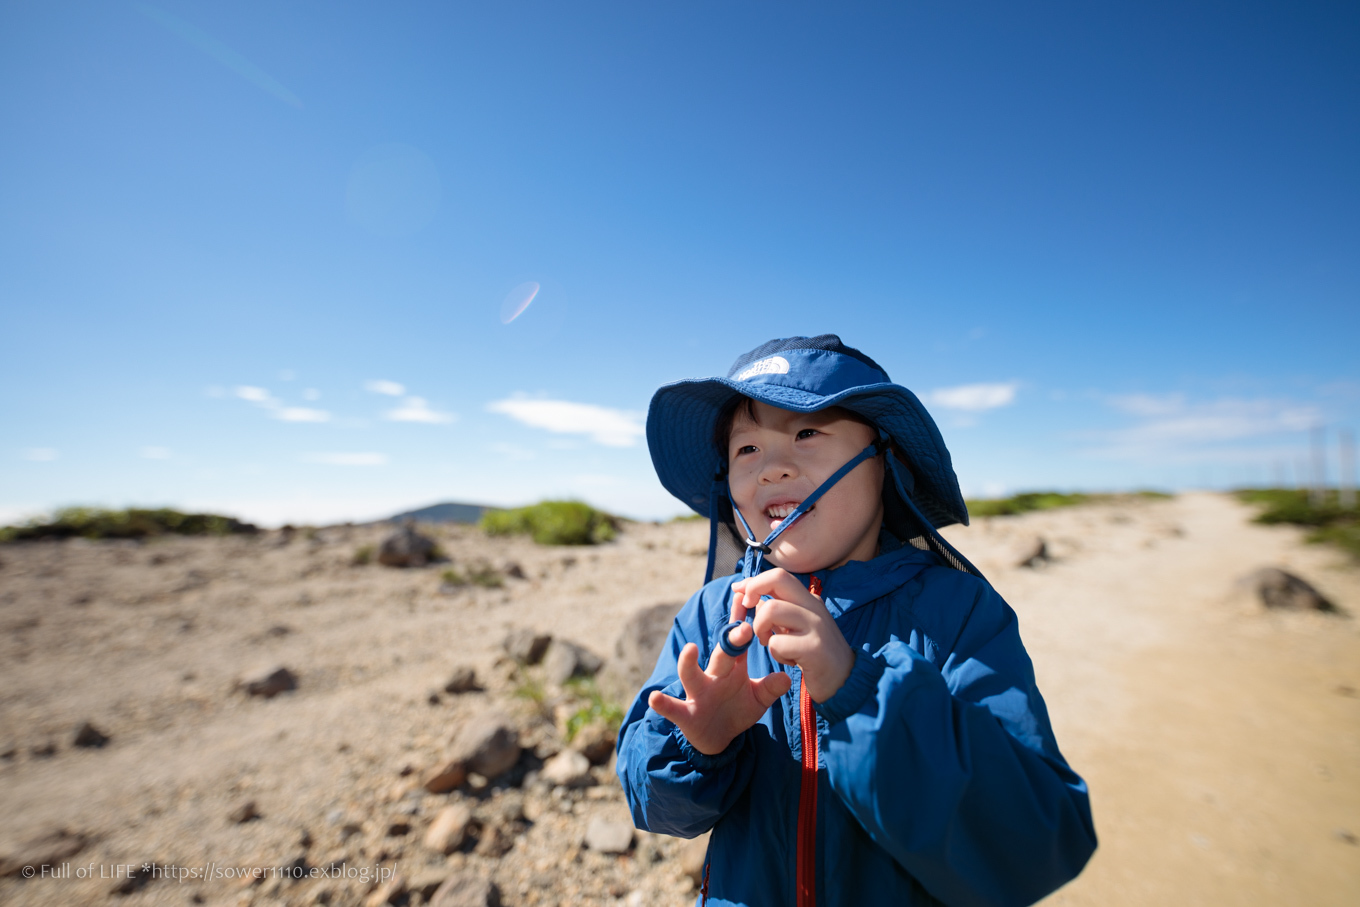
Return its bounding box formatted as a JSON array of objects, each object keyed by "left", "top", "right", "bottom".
[{"left": 646, "top": 376, "right": 969, "bottom": 529}]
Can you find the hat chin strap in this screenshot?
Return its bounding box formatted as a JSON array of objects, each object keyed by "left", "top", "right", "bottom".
[{"left": 717, "top": 437, "right": 886, "bottom": 657}]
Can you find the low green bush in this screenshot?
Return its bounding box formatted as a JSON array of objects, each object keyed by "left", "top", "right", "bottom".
[
  {"left": 965, "top": 490, "right": 1171, "bottom": 518},
  {"left": 1237, "top": 489, "right": 1360, "bottom": 559},
  {"left": 351, "top": 544, "right": 375, "bottom": 566},
  {"left": 563, "top": 677, "right": 625, "bottom": 741},
  {"left": 481, "top": 500, "right": 618, "bottom": 545},
  {"left": 0, "top": 507, "right": 258, "bottom": 542}
]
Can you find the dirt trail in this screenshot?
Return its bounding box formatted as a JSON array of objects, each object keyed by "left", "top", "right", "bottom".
[
  {"left": 1, "top": 493, "right": 1357, "bottom": 906},
  {"left": 940, "top": 493, "right": 1360, "bottom": 906}
]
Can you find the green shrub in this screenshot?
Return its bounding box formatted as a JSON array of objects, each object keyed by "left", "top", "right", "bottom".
[
  {"left": 0, "top": 507, "right": 258, "bottom": 542},
  {"left": 563, "top": 677, "right": 625, "bottom": 741},
  {"left": 965, "top": 490, "right": 1172, "bottom": 518},
  {"left": 481, "top": 500, "right": 618, "bottom": 545},
  {"left": 351, "top": 544, "right": 375, "bottom": 566},
  {"left": 1237, "top": 489, "right": 1360, "bottom": 560},
  {"left": 440, "top": 562, "right": 502, "bottom": 588}
]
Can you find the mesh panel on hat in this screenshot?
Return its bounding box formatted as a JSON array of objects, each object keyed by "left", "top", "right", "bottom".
[{"left": 725, "top": 334, "right": 890, "bottom": 380}]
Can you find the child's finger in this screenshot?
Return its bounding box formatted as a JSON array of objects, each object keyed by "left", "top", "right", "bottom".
[
  {"left": 752, "top": 671, "right": 792, "bottom": 708},
  {"left": 647, "top": 689, "right": 693, "bottom": 727},
  {"left": 752, "top": 599, "right": 813, "bottom": 646},
  {"left": 738, "top": 570, "right": 821, "bottom": 611},
  {"left": 675, "top": 642, "right": 709, "bottom": 695},
  {"left": 724, "top": 620, "right": 754, "bottom": 652}
]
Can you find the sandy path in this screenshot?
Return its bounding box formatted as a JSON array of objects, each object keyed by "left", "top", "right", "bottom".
[
  {"left": 1, "top": 494, "right": 1356, "bottom": 905},
  {"left": 940, "top": 493, "right": 1360, "bottom": 906}
]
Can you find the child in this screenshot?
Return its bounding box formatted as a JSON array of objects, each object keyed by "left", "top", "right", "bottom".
[{"left": 616, "top": 335, "right": 1096, "bottom": 907}]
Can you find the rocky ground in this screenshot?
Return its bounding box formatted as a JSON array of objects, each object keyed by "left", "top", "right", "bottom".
[{"left": 1, "top": 493, "right": 1358, "bottom": 907}]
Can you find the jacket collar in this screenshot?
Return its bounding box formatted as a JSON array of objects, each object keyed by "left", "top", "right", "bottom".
[{"left": 800, "top": 532, "right": 938, "bottom": 618}]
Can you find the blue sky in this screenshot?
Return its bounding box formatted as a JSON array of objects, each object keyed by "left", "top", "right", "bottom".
[{"left": 2, "top": 1, "right": 1357, "bottom": 525}]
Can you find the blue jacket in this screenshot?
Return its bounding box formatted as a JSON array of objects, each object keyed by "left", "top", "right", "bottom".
[{"left": 616, "top": 539, "right": 1097, "bottom": 907}]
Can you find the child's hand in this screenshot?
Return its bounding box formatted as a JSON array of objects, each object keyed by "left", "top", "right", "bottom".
[
  {"left": 647, "top": 642, "right": 792, "bottom": 756},
  {"left": 730, "top": 569, "right": 854, "bottom": 703}
]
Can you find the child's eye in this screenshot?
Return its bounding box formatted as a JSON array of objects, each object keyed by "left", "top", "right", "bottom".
[
  {"left": 796, "top": 429, "right": 821, "bottom": 440},
  {"left": 736, "top": 445, "right": 758, "bottom": 456}
]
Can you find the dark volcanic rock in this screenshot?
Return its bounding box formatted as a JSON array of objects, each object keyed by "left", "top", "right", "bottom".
[
  {"left": 243, "top": 667, "right": 298, "bottom": 698},
  {"left": 378, "top": 524, "right": 437, "bottom": 568},
  {"left": 1243, "top": 567, "right": 1337, "bottom": 613},
  {"left": 72, "top": 721, "right": 109, "bottom": 748},
  {"left": 503, "top": 629, "right": 552, "bottom": 666},
  {"left": 599, "top": 602, "right": 681, "bottom": 703},
  {"left": 443, "top": 665, "right": 481, "bottom": 694},
  {"left": 543, "top": 639, "right": 604, "bottom": 685}
]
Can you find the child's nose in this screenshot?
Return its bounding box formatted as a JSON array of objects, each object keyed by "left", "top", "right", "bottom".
[{"left": 757, "top": 449, "right": 799, "bottom": 484}]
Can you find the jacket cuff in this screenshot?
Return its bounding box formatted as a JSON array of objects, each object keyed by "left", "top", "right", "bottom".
[
  {"left": 814, "top": 648, "right": 886, "bottom": 726},
  {"left": 672, "top": 722, "right": 745, "bottom": 772}
]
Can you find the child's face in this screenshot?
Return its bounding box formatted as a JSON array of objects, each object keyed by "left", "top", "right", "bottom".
[{"left": 727, "top": 400, "right": 885, "bottom": 573}]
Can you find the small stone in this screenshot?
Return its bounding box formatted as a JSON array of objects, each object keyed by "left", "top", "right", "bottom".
[
  {"left": 443, "top": 666, "right": 480, "bottom": 694},
  {"left": 473, "top": 822, "right": 512, "bottom": 857},
  {"left": 109, "top": 865, "right": 153, "bottom": 895},
  {"left": 0, "top": 828, "right": 89, "bottom": 877},
  {"left": 424, "top": 804, "right": 473, "bottom": 855},
  {"left": 377, "top": 523, "right": 436, "bottom": 568},
  {"left": 72, "top": 721, "right": 109, "bottom": 748},
  {"left": 540, "top": 750, "right": 591, "bottom": 788},
  {"left": 365, "top": 873, "right": 406, "bottom": 907},
  {"left": 503, "top": 562, "right": 526, "bottom": 580},
  {"left": 571, "top": 719, "right": 616, "bottom": 765},
  {"left": 408, "top": 869, "right": 450, "bottom": 900},
  {"left": 1015, "top": 537, "right": 1048, "bottom": 568},
  {"left": 503, "top": 629, "right": 552, "bottom": 665},
  {"left": 243, "top": 666, "right": 298, "bottom": 698},
  {"left": 228, "top": 800, "right": 260, "bottom": 823},
  {"left": 450, "top": 713, "right": 521, "bottom": 780},
  {"left": 298, "top": 827, "right": 313, "bottom": 848},
  {"left": 386, "top": 819, "right": 411, "bottom": 836},
  {"left": 584, "top": 818, "right": 634, "bottom": 854},
  {"left": 1242, "top": 567, "right": 1337, "bottom": 612},
  {"left": 423, "top": 759, "right": 467, "bottom": 794},
  {"left": 30, "top": 741, "right": 56, "bottom": 758},
  {"left": 543, "top": 640, "right": 604, "bottom": 685},
  {"left": 429, "top": 876, "right": 502, "bottom": 907}
]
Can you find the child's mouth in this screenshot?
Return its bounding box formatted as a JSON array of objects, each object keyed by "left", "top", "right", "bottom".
[{"left": 765, "top": 502, "right": 812, "bottom": 521}]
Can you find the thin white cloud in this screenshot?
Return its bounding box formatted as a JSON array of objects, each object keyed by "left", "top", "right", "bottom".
[
  {"left": 140, "top": 446, "right": 172, "bottom": 460},
  {"left": 1086, "top": 395, "right": 1321, "bottom": 460},
  {"left": 1105, "top": 392, "right": 1186, "bottom": 417},
  {"left": 234, "top": 385, "right": 332, "bottom": 423},
  {"left": 300, "top": 452, "right": 389, "bottom": 466},
  {"left": 276, "top": 406, "right": 331, "bottom": 423},
  {"left": 487, "top": 396, "right": 646, "bottom": 447},
  {"left": 385, "top": 396, "right": 456, "bottom": 424},
  {"left": 302, "top": 388, "right": 321, "bottom": 401},
  {"left": 365, "top": 379, "right": 406, "bottom": 396},
  {"left": 925, "top": 382, "right": 1018, "bottom": 412},
  {"left": 22, "top": 448, "right": 59, "bottom": 461}
]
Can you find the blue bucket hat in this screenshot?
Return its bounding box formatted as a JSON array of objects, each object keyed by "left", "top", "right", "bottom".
[{"left": 647, "top": 334, "right": 981, "bottom": 591}]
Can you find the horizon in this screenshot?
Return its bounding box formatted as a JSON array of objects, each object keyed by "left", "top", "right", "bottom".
[{"left": 3, "top": 2, "right": 1357, "bottom": 527}]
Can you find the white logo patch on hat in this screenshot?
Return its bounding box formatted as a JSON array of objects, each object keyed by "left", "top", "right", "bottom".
[{"left": 735, "top": 356, "right": 790, "bottom": 381}]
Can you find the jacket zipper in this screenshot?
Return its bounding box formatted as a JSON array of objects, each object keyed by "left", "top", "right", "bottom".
[{"left": 797, "top": 575, "right": 823, "bottom": 907}]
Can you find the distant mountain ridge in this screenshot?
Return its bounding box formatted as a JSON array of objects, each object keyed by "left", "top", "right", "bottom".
[{"left": 388, "top": 501, "right": 497, "bottom": 524}]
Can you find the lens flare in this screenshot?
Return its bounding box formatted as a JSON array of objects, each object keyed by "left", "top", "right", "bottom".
[{"left": 500, "top": 281, "right": 540, "bottom": 324}]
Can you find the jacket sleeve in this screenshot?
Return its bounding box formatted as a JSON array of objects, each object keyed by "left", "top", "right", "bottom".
[
  {"left": 816, "top": 572, "right": 1097, "bottom": 907},
  {"left": 615, "top": 584, "right": 759, "bottom": 838}
]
